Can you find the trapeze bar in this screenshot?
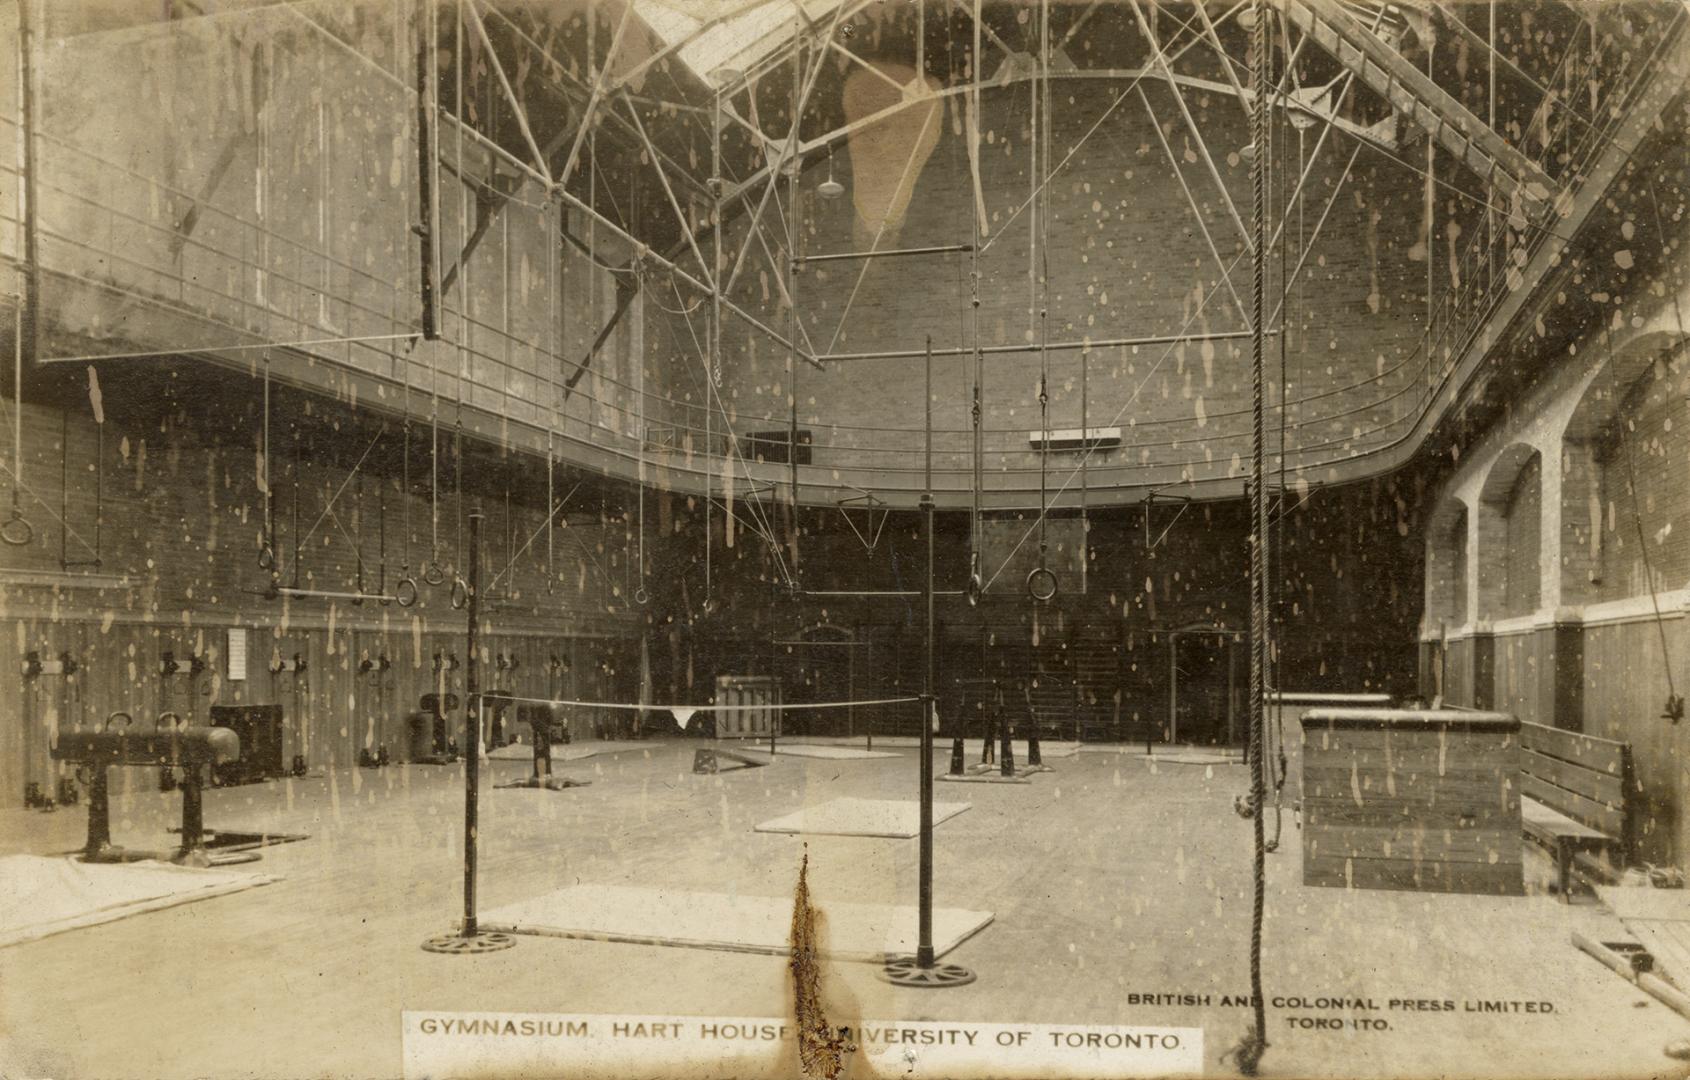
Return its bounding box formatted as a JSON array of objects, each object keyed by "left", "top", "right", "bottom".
[
  {"left": 816, "top": 327, "right": 1270, "bottom": 362},
  {"left": 796, "top": 589, "right": 967, "bottom": 598},
  {"left": 796, "top": 243, "right": 975, "bottom": 265}
]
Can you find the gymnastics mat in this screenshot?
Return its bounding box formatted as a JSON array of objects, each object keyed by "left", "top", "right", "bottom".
[
  {"left": 0, "top": 854, "right": 276, "bottom": 948},
  {"left": 480, "top": 883, "right": 992, "bottom": 961},
  {"left": 754, "top": 797, "right": 970, "bottom": 838},
  {"left": 767, "top": 744, "right": 899, "bottom": 760},
  {"left": 485, "top": 739, "right": 651, "bottom": 762},
  {"left": 1141, "top": 748, "right": 1247, "bottom": 766}
]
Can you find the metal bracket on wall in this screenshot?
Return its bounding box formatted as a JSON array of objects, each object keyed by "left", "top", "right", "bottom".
[
  {"left": 21, "top": 650, "right": 80, "bottom": 678},
  {"left": 160, "top": 652, "right": 207, "bottom": 677},
  {"left": 1142, "top": 490, "right": 1192, "bottom": 551}
]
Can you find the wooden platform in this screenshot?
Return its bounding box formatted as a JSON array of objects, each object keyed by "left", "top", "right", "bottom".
[
  {"left": 1300, "top": 709, "right": 1524, "bottom": 896},
  {"left": 1599, "top": 886, "right": 1690, "bottom": 995}
]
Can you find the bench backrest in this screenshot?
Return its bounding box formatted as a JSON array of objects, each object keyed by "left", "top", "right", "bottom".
[{"left": 1518, "top": 721, "right": 1633, "bottom": 855}]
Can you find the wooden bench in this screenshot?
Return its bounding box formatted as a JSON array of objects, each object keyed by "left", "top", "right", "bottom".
[{"left": 1518, "top": 721, "right": 1634, "bottom": 899}]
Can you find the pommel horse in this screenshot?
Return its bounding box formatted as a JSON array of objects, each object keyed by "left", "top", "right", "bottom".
[{"left": 51, "top": 711, "right": 242, "bottom": 867}]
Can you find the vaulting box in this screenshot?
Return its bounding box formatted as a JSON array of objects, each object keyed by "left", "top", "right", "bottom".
[
  {"left": 1300, "top": 708, "right": 1523, "bottom": 896},
  {"left": 713, "top": 675, "right": 781, "bottom": 739}
]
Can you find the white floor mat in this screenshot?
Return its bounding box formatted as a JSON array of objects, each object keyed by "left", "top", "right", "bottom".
[
  {"left": 754, "top": 797, "right": 970, "bottom": 838},
  {"left": 486, "top": 739, "right": 652, "bottom": 762},
  {"left": 768, "top": 744, "right": 900, "bottom": 760},
  {"left": 480, "top": 883, "right": 992, "bottom": 961},
  {"left": 0, "top": 855, "right": 275, "bottom": 948}
]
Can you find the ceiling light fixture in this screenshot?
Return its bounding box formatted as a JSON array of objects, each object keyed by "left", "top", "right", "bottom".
[{"left": 818, "top": 146, "right": 844, "bottom": 199}]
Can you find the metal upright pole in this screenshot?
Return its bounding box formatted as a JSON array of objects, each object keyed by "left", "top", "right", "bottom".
[
  {"left": 423, "top": 510, "right": 513, "bottom": 953},
  {"left": 918, "top": 336, "right": 935, "bottom": 969},
  {"left": 463, "top": 510, "right": 481, "bottom": 936},
  {"left": 882, "top": 338, "right": 972, "bottom": 988}
]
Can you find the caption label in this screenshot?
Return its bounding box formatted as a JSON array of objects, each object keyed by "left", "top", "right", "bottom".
[{"left": 402, "top": 1011, "right": 1203, "bottom": 1078}]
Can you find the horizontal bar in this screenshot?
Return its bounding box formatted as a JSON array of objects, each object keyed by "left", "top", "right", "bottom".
[
  {"left": 794, "top": 590, "right": 968, "bottom": 597},
  {"left": 274, "top": 587, "right": 400, "bottom": 603},
  {"left": 796, "top": 244, "right": 975, "bottom": 265},
  {"left": 817, "top": 329, "right": 1268, "bottom": 362}
]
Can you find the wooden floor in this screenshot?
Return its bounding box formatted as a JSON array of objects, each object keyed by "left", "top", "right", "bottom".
[{"left": 0, "top": 740, "right": 1683, "bottom": 1079}]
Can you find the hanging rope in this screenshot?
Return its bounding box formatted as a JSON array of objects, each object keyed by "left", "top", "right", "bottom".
[
  {"left": 1231, "top": 0, "right": 1272, "bottom": 1070},
  {"left": 634, "top": 255, "right": 650, "bottom": 607},
  {"left": 1027, "top": 0, "right": 1057, "bottom": 605},
  {"left": 2, "top": 0, "right": 37, "bottom": 549},
  {"left": 258, "top": 352, "right": 277, "bottom": 574},
  {"left": 394, "top": 302, "right": 419, "bottom": 607}
]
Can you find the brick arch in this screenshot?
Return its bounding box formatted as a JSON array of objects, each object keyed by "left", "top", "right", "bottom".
[
  {"left": 1476, "top": 443, "right": 1543, "bottom": 619},
  {"left": 1424, "top": 498, "right": 1469, "bottom": 629},
  {"left": 1562, "top": 334, "right": 1690, "bottom": 604}
]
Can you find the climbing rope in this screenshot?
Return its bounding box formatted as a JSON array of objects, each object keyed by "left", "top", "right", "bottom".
[{"left": 1232, "top": 0, "right": 1272, "bottom": 1071}]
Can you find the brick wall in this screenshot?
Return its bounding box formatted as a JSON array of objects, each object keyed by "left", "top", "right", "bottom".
[
  {"left": 641, "top": 472, "right": 1427, "bottom": 741},
  {"left": 0, "top": 379, "right": 644, "bottom": 803}
]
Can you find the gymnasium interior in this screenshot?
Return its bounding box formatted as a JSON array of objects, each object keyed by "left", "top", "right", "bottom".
[{"left": 1, "top": 1, "right": 1688, "bottom": 1077}]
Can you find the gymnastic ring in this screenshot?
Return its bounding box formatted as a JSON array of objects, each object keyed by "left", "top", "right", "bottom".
[
  {"left": 966, "top": 572, "right": 983, "bottom": 607},
  {"left": 422, "top": 562, "right": 446, "bottom": 587},
  {"left": 0, "top": 511, "right": 34, "bottom": 547},
  {"left": 256, "top": 544, "right": 276, "bottom": 571},
  {"left": 449, "top": 576, "right": 469, "bottom": 611},
  {"left": 103, "top": 711, "right": 134, "bottom": 732},
  {"left": 1027, "top": 565, "right": 1058, "bottom": 602},
  {"left": 394, "top": 577, "right": 419, "bottom": 609},
  {"left": 633, "top": 586, "right": 649, "bottom": 606}
]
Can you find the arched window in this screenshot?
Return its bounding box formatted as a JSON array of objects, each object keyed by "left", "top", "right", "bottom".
[
  {"left": 1563, "top": 345, "right": 1688, "bottom": 605},
  {"left": 1476, "top": 445, "right": 1542, "bottom": 619},
  {"left": 1595, "top": 355, "right": 1689, "bottom": 600}
]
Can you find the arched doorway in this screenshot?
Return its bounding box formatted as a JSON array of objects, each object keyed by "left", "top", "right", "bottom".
[
  {"left": 772, "top": 622, "right": 865, "bottom": 737},
  {"left": 1167, "top": 624, "right": 1244, "bottom": 746}
]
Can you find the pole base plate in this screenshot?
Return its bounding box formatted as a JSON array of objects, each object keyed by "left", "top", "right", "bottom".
[
  {"left": 878, "top": 958, "right": 976, "bottom": 987},
  {"left": 422, "top": 931, "right": 516, "bottom": 954}
]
